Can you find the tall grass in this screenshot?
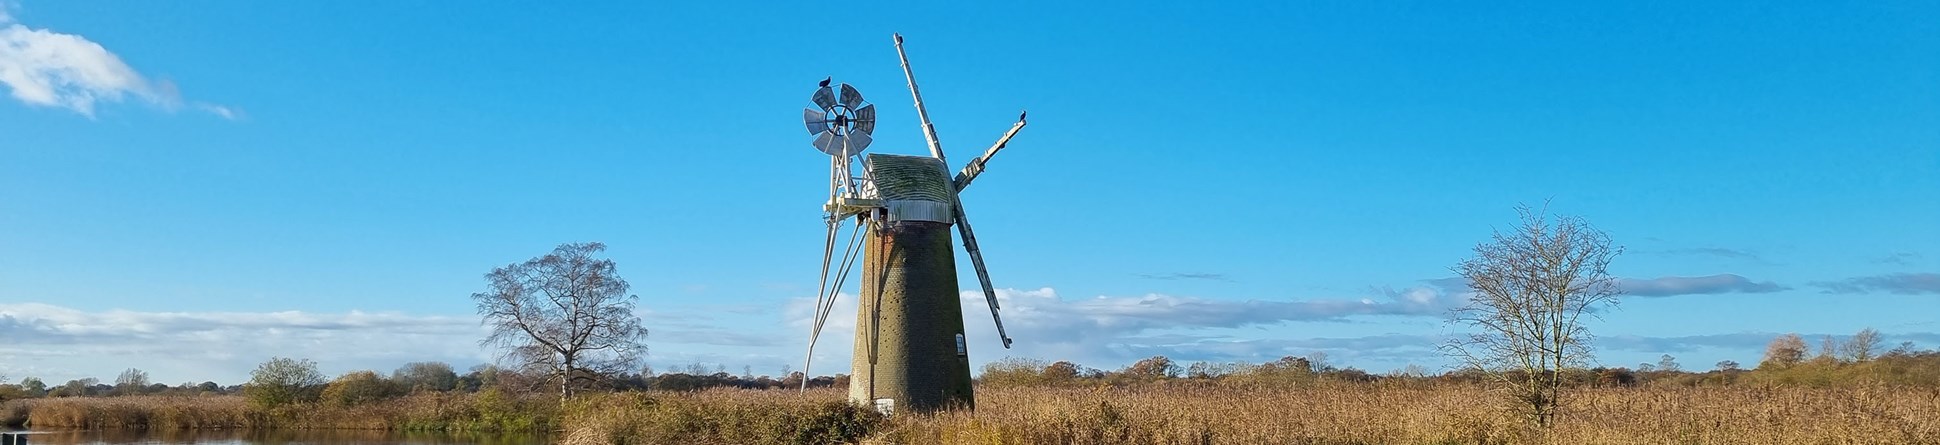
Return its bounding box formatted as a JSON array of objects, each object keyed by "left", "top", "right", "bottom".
[
  {"left": 559, "top": 389, "right": 881, "bottom": 445},
  {"left": 7, "top": 389, "right": 555, "bottom": 432},
  {"left": 562, "top": 383, "right": 1940, "bottom": 444},
  {"left": 16, "top": 383, "right": 1939, "bottom": 443}
]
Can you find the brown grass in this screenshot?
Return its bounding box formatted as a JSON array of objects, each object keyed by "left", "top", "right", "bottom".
[
  {"left": 8, "top": 390, "right": 555, "bottom": 432},
  {"left": 15, "top": 384, "right": 1939, "bottom": 444},
  {"left": 559, "top": 389, "right": 880, "bottom": 445},
  {"left": 562, "top": 383, "right": 1940, "bottom": 445}
]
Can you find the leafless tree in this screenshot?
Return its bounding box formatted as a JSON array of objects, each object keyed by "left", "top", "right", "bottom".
[
  {"left": 473, "top": 242, "right": 647, "bottom": 401},
  {"left": 1443, "top": 205, "right": 1621, "bottom": 427},
  {"left": 1842, "top": 327, "right": 1883, "bottom": 362},
  {"left": 1761, "top": 333, "right": 1808, "bottom": 369},
  {"left": 115, "top": 368, "right": 149, "bottom": 391},
  {"left": 1815, "top": 335, "right": 1839, "bottom": 363},
  {"left": 1656, "top": 354, "right": 1680, "bottom": 373}
]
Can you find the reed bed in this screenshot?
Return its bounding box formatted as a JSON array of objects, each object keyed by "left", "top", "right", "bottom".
[
  {"left": 559, "top": 389, "right": 880, "bottom": 445},
  {"left": 6, "top": 390, "right": 555, "bottom": 432},
  {"left": 563, "top": 384, "right": 1940, "bottom": 444},
  {"left": 13, "top": 384, "right": 1939, "bottom": 444}
]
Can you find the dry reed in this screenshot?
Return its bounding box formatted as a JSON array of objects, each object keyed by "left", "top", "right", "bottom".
[
  {"left": 561, "top": 383, "right": 1940, "bottom": 444},
  {"left": 8, "top": 390, "right": 554, "bottom": 432},
  {"left": 14, "top": 383, "right": 1938, "bottom": 444}
]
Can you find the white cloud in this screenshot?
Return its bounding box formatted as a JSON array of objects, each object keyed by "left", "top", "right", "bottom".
[
  {"left": 0, "top": 9, "right": 234, "bottom": 118},
  {"left": 780, "top": 285, "right": 1464, "bottom": 375},
  {"left": 0, "top": 303, "right": 488, "bottom": 384}
]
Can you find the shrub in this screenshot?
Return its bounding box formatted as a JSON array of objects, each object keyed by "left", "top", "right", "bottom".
[
  {"left": 245, "top": 357, "right": 324, "bottom": 409},
  {"left": 322, "top": 370, "right": 403, "bottom": 407},
  {"left": 978, "top": 358, "right": 1047, "bottom": 388}
]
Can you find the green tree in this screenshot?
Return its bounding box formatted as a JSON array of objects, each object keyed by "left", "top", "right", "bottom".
[{"left": 245, "top": 357, "right": 325, "bottom": 408}]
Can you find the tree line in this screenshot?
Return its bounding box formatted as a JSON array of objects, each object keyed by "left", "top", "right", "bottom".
[
  {"left": 977, "top": 332, "right": 1940, "bottom": 390},
  {"left": 0, "top": 358, "right": 855, "bottom": 407},
  {"left": 4, "top": 328, "right": 1934, "bottom": 407}
]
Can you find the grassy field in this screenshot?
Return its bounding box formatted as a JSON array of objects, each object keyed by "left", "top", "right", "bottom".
[
  {"left": 5, "top": 389, "right": 555, "bottom": 432},
  {"left": 561, "top": 383, "right": 1940, "bottom": 445},
  {"left": 11, "top": 383, "right": 1940, "bottom": 444}
]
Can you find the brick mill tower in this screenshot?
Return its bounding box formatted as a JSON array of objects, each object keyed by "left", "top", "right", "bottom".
[{"left": 797, "top": 34, "right": 1031, "bottom": 414}]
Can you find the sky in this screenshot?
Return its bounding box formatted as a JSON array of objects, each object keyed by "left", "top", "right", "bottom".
[{"left": 1, "top": 1, "right": 1936, "bottom": 386}]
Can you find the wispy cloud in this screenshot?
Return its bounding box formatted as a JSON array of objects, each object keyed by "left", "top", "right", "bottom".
[
  {"left": 1618, "top": 274, "right": 1788, "bottom": 297},
  {"left": 1658, "top": 247, "right": 1767, "bottom": 263},
  {"left": 1601, "top": 331, "right": 1940, "bottom": 354},
  {"left": 1874, "top": 252, "right": 1923, "bottom": 266},
  {"left": 1814, "top": 273, "right": 1940, "bottom": 295},
  {"left": 1103, "top": 334, "right": 1444, "bottom": 367},
  {"left": 1598, "top": 332, "right": 1781, "bottom": 353},
  {"left": 1136, "top": 272, "right": 1232, "bottom": 281},
  {"left": 984, "top": 287, "right": 1454, "bottom": 336},
  {"left": 0, "top": 303, "right": 486, "bottom": 384},
  {"left": 0, "top": 8, "right": 235, "bottom": 118}
]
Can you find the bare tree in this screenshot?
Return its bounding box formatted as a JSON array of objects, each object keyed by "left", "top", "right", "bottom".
[
  {"left": 1444, "top": 205, "right": 1621, "bottom": 427},
  {"left": 392, "top": 361, "right": 459, "bottom": 392},
  {"left": 115, "top": 368, "right": 149, "bottom": 393},
  {"left": 1815, "top": 335, "right": 1839, "bottom": 363},
  {"left": 473, "top": 242, "right": 647, "bottom": 401},
  {"left": 1656, "top": 354, "right": 1681, "bottom": 373},
  {"left": 1760, "top": 333, "right": 1807, "bottom": 369},
  {"left": 1122, "top": 355, "right": 1182, "bottom": 380},
  {"left": 1842, "top": 327, "right": 1883, "bottom": 362}
]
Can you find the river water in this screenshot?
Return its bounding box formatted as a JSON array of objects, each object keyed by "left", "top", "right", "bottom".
[{"left": 1, "top": 430, "right": 549, "bottom": 445}]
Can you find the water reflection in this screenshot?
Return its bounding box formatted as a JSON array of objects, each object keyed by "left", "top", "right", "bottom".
[{"left": 3, "top": 429, "right": 547, "bottom": 445}]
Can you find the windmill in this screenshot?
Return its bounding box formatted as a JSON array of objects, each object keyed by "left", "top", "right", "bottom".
[{"left": 800, "top": 34, "right": 1029, "bottom": 414}]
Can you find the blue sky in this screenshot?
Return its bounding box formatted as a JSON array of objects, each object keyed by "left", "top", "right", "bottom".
[{"left": 1, "top": 1, "right": 1936, "bottom": 385}]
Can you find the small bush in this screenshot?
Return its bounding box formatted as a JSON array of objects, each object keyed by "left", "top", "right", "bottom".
[
  {"left": 245, "top": 357, "right": 325, "bottom": 409},
  {"left": 323, "top": 370, "right": 404, "bottom": 407},
  {"left": 562, "top": 390, "right": 883, "bottom": 445}
]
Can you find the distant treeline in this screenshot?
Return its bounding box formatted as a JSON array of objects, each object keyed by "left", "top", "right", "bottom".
[
  {"left": 980, "top": 330, "right": 1940, "bottom": 389},
  {"left": 0, "top": 361, "right": 848, "bottom": 404},
  {"left": 4, "top": 330, "right": 1935, "bottom": 406}
]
